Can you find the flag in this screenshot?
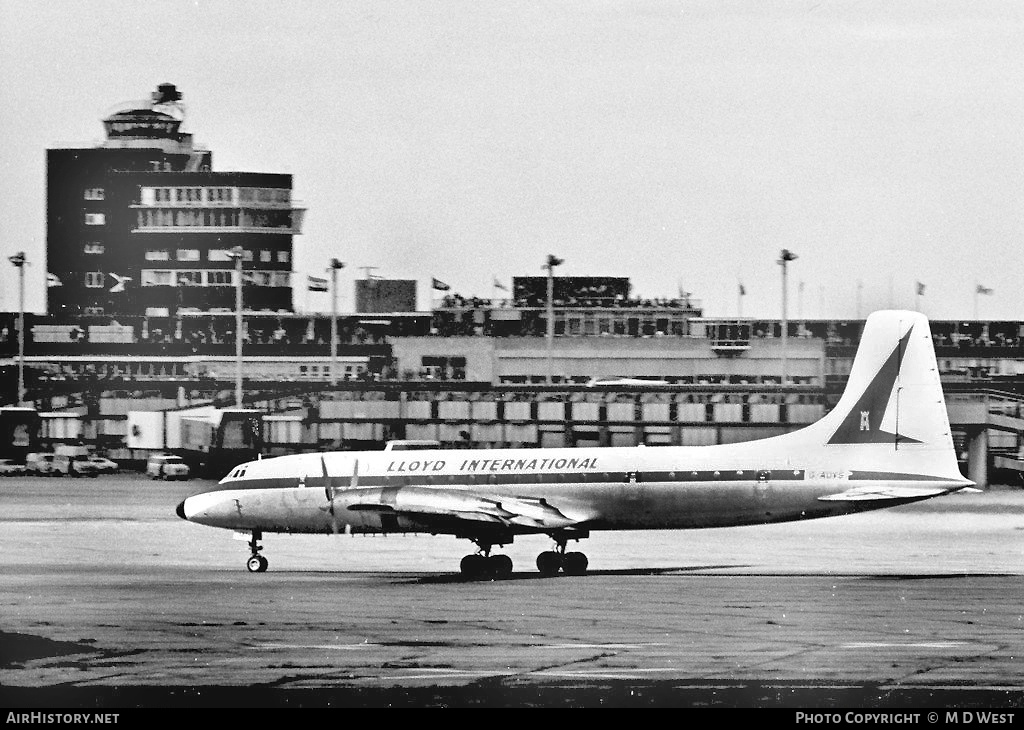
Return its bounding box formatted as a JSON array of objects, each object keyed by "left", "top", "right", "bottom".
[
  {"left": 432, "top": 277, "right": 451, "bottom": 291},
  {"left": 493, "top": 278, "right": 507, "bottom": 291},
  {"left": 976, "top": 284, "right": 993, "bottom": 295},
  {"left": 46, "top": 273, "right": 62, "bottom": 287},
  {"left": 916, "top": 281, "right": 925, "bottom": 296},
  {"left": 308, "top": 275, "right": 328, "bottom": 292},
  {"left": 739, "top": 282, "right": 746, "bottom": 296},
  {"left": 108, "top": 273, "right": 131, "bottom": 293}
]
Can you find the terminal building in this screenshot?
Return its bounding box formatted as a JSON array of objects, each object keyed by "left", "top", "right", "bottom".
[
  {"left": 1, "top": 84, "right": 1021, "bottom": 485},
  {"left": 2, "top": 277, "right": 1022, "bottom": 487}
]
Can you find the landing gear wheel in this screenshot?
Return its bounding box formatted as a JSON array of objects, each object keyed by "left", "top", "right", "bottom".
[
  {"left": 536, "top": 551, "right": 562, "bottom": 577},
  {"left": 488, "top": 554, "right": 513, "bottom": 578},
  {"left": 562, "top": 551, "right": 588, "bottom": 576},
  {"left": 247, "top": 556, "right": 263, "bottom": 573},
  {"left": 460, "top": 554, "right": 488, "bottom": 579}
]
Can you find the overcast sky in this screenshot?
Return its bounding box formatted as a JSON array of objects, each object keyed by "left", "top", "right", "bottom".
[{"left": 1, "top": 0, "right": 1022, "bottom": 320}]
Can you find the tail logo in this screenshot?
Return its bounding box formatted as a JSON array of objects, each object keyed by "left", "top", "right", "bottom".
[{"left": 827, "top": 326, "right": 922, "bottom": 446}]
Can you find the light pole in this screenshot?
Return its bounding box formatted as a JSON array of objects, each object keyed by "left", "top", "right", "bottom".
[
  {"left": 543, "top": 254, "right": 563, "bottom": 385},
  {"left": 226, "top": 246, "right": 245, "bottom": 407},
  {"left": 777, "top": 249, "right": 798, "bottom": 386},
  {"left": 328, "top": 258, "right": 345, "bottom": 386},
  {"left": 8, "top": 252, "right": 26, "bottom": 405}
]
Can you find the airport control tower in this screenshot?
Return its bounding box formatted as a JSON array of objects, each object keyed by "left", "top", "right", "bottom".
[{"left": 46, "top": 83, "right": 304, "bottom": 319}]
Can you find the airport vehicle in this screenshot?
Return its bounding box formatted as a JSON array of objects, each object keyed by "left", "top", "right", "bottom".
[
  {"left": 52, "top": 453, "right": 100, "bottom": 477},
  {"left": 146, "top": 454, "right": 191, "bottom": 481},
  {"left": 177, "top": 311, "right": 974, "bottom": 577},
  {"left": 84, "top": 454, "right": 119, "bottom": 474},
  {"left": 26, "top": 452, "right": 58, "bottom": 476},
  {"left": 0, "top": 459, "right": 27, "bottom": 476}
]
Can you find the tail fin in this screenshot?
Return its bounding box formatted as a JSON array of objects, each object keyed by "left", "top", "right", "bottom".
[{"left": 802, "top": 310, "right": 962, "bottom": 480}]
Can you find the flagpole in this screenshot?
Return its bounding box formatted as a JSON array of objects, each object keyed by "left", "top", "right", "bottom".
[
  {"left": 226, "top": 246, "right": 244, "bottom": 407},
  {"left": 974, "top": 283, "right": 978, "bottom": 319},
  {"left": 8, "top": 252, "right": 26, "bottom": 405},
  {"left": 544, "top": 255, "right": 563, "bottom": 385},
  {"left": 329, "top": 258, "right": 345, "bottom": 386}
]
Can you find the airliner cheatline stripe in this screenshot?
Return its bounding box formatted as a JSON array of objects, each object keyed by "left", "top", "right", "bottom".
[{"left": 195, "top": 469, "right": 956, "bottom": 493}]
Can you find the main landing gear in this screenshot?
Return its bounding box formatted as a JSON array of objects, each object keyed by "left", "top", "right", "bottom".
[
  {"left": 458, "top": 534, "right": 590, "bottom": 579},
  {"left": 459, "top": 541, "right": 514, "bottom": 580},
  {"left": 246, "top": 530, "right": 268, "bottom": 573},
  {"left": 536, "top": 537, "right": 588, "bottom": 577}
]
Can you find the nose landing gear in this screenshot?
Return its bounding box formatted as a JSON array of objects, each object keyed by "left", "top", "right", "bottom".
[{"left": 246, "top": 530, "right": 268, "bottom": 573}]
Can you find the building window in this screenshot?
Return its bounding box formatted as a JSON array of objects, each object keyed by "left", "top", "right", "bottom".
[
  {"left": 174, "top": 187, "right": 203, "bottom": 203},
  {"left": 83, "top": 188, "right": 105, "bottom": 200},
  {"left": 245, "top": 271, "right": 271, "bottom": 286},
  {"left": 260, "top": 250, "right": 272, "bottom": 263},
  {"left": 83, "top": 306, "right": 105, "bottom": 315},
  {"left": 242, "top": 250, "right": 253, "bottom": 262},
  {"left": 208, "top": 270, "right": 233, "bottom": 286},
  {"left": 84, "top": 272, "right": 105, "bottom": 288},
  {"left": 208, "top": 249, "right": 232, "bottom": 261},
  {"left": 142, "top": 270, "right": 173, "bottom": 286},
  {"left": 84, "top": 213, "right": 106, "bottom": 225},
  {"left": 145, "top": 249, "right": 170, "bottom": 261},
  {"left": 176, "top": 249, "right": 200, "bottom": 262},
  {"left": 276, "top": 251, "right": 290, "bottom": 264},
  {"left": 207, "top": 187, "right": 232, "bottom": 203},
  {"left": 84, "top": 243, "right": 104, "bottom": 255},
  {"left": 177, "top": 271, "right": 202, "bottom": 286}
]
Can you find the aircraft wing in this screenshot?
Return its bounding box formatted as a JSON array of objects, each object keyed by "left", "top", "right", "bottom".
[
  {"left": 340, "top": 486, "right": 584, "bottom": 532},
  {"left": 818, "top": 485, "right": 959, "bottom": 502}
]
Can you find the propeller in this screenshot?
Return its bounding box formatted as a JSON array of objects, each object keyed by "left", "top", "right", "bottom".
[
  {"left": 322, "top": 455, "right": 359, "bottom": 535},
  {"left": 322, "top": 455, "right": 339, "bottom": 534}
]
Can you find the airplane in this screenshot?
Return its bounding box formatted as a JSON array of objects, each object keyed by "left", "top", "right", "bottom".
[
  {"left": 177, "top": 310, "right": 975, "bottom": 578},
  {"left": 586, "top": 376, "right": 671, "bottom": 387}
]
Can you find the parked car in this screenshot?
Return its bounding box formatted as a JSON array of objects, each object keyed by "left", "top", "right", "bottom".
[
  {"left": 146, "top": 454, "right": 190, "bottom": 481},
  {"left": 26, "top": 452, "right": 58, "bottom": 476},
  {"left": 84, "top": 454, "right": 118, "bottom": 474},
  {"left": 0, "top": 459, "right": 27, "bottom": 476},
  {"left": 52, "top": 453, "right": 100, "bottom": 477}
]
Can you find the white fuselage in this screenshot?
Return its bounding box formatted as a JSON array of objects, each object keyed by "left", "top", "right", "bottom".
[{"left": 179, "top": 439, "right": 965, "bottom": 536}]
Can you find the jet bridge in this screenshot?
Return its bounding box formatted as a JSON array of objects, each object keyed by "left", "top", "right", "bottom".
[{"left": 945, "top": 389, "right": 1024, "bottom": 488}]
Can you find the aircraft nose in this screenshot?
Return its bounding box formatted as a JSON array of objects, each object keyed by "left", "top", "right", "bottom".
[{"left": 176, "top": 499, "right": 187, "bottom": 520}]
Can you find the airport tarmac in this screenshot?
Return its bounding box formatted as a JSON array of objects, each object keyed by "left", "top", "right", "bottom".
[{"left": 0, "top": 473, "right": 1022, "bottom": 708}]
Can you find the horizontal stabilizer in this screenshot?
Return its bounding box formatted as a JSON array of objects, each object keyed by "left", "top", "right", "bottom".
[{"left": 819, "top": 486, "right": 956, "bottom": 502}]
